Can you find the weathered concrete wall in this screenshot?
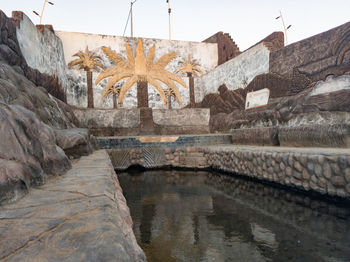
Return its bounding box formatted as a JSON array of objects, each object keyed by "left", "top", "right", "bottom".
[
  {"left": 73, "top": 108, "right": 210, "bottom": 136},
  {"left": 195, "top": 43, "right": 270, "bottom": 102},
  {"left": 56, "top": 31, "right": 218, "bottom": 108},
  {"left": 153, "top": 108, "right": 209, "bottom": 126},
  {"left": 15, "top": 13, "right": 68, "bottom": 94},
  {"left": 74, "top": 108, "right": 140, "bottom": 128},
  {"left": 153, "top": 108, "right": 210, "bottom": 134},
  {"left": 108, "top": 144, "right": 350, "bottom": 200}
]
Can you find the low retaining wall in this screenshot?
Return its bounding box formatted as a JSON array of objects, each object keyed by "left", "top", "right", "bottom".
[
  {"left": 108, "top": 144, "right": 350, "bottom": 200},
  {"left": 205, "top": 145, "right": 350, "bottom": 199},
  {"left": 73, "top": 108, "right": 210, "bottom": 136}
]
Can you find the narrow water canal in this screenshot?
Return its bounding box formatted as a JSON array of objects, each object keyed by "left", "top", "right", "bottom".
[{"left": 118, "top": 170, "right": 350, "bottom": 262}]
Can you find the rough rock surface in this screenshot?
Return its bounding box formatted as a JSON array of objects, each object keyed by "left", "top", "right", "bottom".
[
  {"left": 0, "top": 150, "right": 146, "bottom": 262},
  {"left": 0, "top": 61, "right": 76, "bottom": 129},
  {"left": 54, "top": 128, "right": 98, "bottom": 159},
  {"left": 0, "top": 103, "right": 71, "bottom": 204}
]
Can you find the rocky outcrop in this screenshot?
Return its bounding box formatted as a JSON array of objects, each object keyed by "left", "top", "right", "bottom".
[
  {"left": 209, "top": 79, "right": 350, "bottom": 133},
  {"left": 54, "top": 128, "right": 98, "bottom": 159},
  {"left": 0, "top": 61, "right": 75, "bottom": 129},
  {"left": 0, "top": 103, "right": 71, "bottom": 204},
  {"left": 193, "top": 84, "right": 246, "bottom": 115}
]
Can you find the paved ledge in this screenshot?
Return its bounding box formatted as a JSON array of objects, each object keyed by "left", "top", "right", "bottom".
[
  {"left": 0, "top": 150, "right": 146, "bottom": 262},
  {"left": 99, "top": 134, "right": 232, "bottom": 149}
]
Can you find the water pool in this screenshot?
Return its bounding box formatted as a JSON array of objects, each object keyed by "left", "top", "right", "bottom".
[{"left": 118, "top": 170, "right": 350, "bottom": 262}]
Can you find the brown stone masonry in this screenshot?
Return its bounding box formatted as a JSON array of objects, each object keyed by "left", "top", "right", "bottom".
[{"left": 203, "top": 32, "right": 241, "bottom": 65}]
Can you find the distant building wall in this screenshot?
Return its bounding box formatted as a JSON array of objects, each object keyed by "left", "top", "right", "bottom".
[
  {"left": 203, "top": 32, "right": 241, "bottom": 65},
  {"left": 56, "top": 31, "right": 218, "bottom": 109},
  {"left": 195, "top": 43, "right": 270, "bottom": 102}
]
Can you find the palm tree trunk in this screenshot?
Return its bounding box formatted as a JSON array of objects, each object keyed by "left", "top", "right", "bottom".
[
  {"left": 168, "top": 95, "right": 172, "bottom": 109},
  {"left": 113, "top": 93, "right": 117, "bottom": 109},
  {"left": 187, "top": 72, "right": 195, "bottom": 108},
  {"left": 137, "top": 81, "right": 155, "bottom": 134},
  {"left": 86, "top": 70, "right": 94, "bottom": 108},
  {"left": 137, "top": 81, "right": 149, "bottom": 108}
]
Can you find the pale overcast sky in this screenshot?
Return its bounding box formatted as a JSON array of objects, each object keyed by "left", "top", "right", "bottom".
[{"left": 1, "top": 0, "right": 350, "bottom": 50}]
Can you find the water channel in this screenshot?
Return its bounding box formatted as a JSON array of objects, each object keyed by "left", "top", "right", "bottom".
[{"left": 118, "top": 170, "right": 350, "bottom": 262}]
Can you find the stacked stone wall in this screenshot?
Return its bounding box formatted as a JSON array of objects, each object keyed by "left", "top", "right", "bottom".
[
  {"left": 108, "top": 144, "right": 350, "bottom": 200},
  {"left": 204, "top": 146, "right": 350, "bottom": 199}
]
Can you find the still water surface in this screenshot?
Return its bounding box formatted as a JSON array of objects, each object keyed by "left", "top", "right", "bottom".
[{"left": 118, "top": 170, "right": 350, "bottom": 262}]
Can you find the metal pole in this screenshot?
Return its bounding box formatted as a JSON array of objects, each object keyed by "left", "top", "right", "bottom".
[
  {"left": 168, "top": 0, "right": 171, "bottom": 40},
  {"left": 39, "top": 0, "right": 47, "bottom": 24},
  {"left": 130, "top": 2, "right": 134, "bottom": 37},
  {"left": 279, "top": 10, "right": 288, "bottom": 45}
]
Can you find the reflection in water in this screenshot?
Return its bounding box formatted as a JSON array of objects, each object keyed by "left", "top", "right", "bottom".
[{"left": 118, "top": 170, "right": 350, "bottom": 262}]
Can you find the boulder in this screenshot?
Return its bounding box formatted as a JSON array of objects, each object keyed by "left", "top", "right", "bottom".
[
  {"left": 54, "top": 128, "right": 99, "bottom": 159},
  {"left": 0, "top": 103, "right": 71, "bottom": 204}
]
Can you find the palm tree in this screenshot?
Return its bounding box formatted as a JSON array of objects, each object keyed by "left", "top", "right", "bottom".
[
  {"left": 95, "top": 39, "right": 186, "bottom": 108},
  {"left": 104, "top": 86, "right": 121, "bottom": 109},
  {"left": 175, "top": 54, "right": 203, "bottom": 107},
  {"left": 164, "top": 87, "right": 181, "bottom": 109},
  {"left": 68, "top": 46, "right": 104, "bottom": 108}
]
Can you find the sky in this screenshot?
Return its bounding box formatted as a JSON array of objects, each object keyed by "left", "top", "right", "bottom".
[{"left": 1, "top": 0, "right": 350, "bottom": 50}]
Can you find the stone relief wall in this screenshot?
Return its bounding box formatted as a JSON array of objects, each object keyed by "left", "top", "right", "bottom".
[
  {"left": 195, "top": 43, "right": 270, "bottom": 103},
  {"left": 56, "top": 31, "right": 218, "bottom": 109},
  {"left": 15, "top": 12, "right": 68, "bottom": 97},
  {"left": 270, "top": 21, "right": 350, "bottom": 80}
]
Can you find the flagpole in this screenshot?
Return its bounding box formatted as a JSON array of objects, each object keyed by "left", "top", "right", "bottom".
[
  {"left": 39, "top": 0, "right": 48, "bottom": 24},
  {"left": 130, "top": 1, "right": 134, "bottom": 37},
  {"left": 167, "top": 0, "right": 171, "bottom": 40}
]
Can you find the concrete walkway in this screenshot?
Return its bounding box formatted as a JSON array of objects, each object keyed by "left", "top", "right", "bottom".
[{"left": 0, "top": 150, "right": 146, "bottom": 262}]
